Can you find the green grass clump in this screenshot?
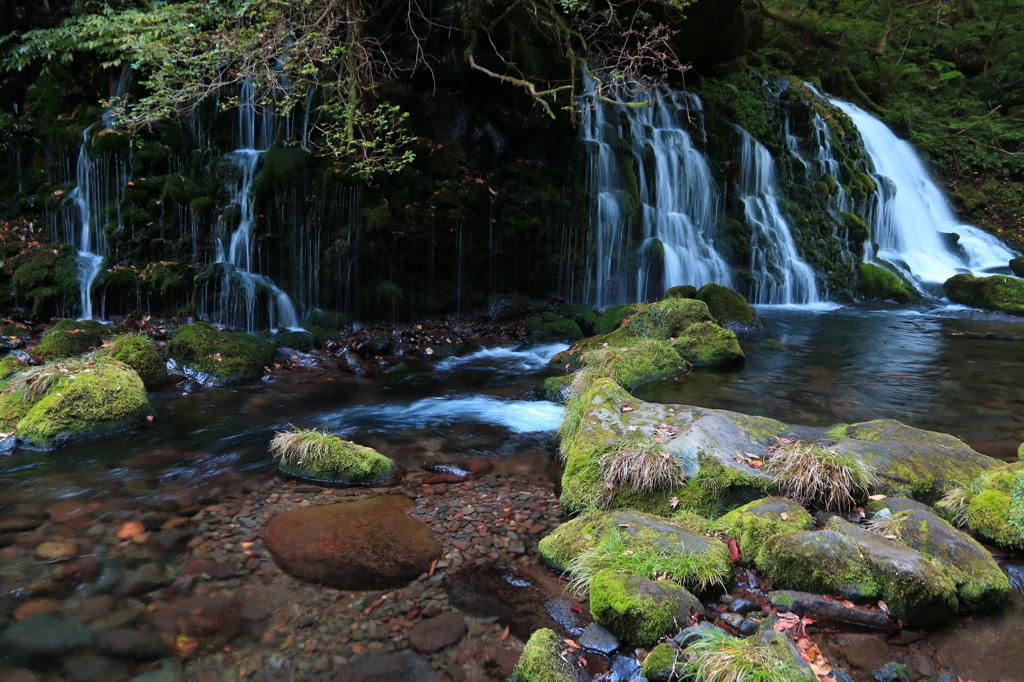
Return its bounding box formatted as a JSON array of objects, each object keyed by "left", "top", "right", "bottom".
[
  {"left": 567, "top": 526, "right": 728, "bottom": 596},
  {"left": 269, "top": 428, "right": 394, "bottom": 484},
  {"left": 35, "top": 319, "right": 108, "bottom": 359},
  {"left": 679, "top": 628, "right": 815, "bottom": 682},
  {"left": 937, "top": 466, "right": 1024, "bottom": 550},
  {"left": 763, "top": 440, "right": 875, "bottom": 511}
]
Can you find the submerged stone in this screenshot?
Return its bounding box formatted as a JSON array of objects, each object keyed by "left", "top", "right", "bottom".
[
  {"left": 0, "top": 614, "right": 93, "bottom": 664},
  {"left": 264, "top": 495, "right": 441, "bottom": 589}
]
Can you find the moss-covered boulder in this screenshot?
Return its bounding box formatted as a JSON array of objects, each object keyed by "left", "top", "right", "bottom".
[
  {"left": 96, "top": 334, "right": 165, "bottom": 388},
  {"left": 696, "top": 283, "right": 761, "bottom": 333},
  {"left": 756, "top": 517, "right": 959, "bottom": 627},
  {"left": 578, "top": 339, "right": 689, "bottom": 390},
  {"left": 624, "top": 297, "right": 715, "bottom": 339},
  {"left": 857, "top": 263, "right": 921, "bottom": 303},
  {"left": 1010, "top": 257, "right": 1024, "bottom": 278},
  {"left": 589, "top": 570, "right": 702, "bottom": 646},
  {"left": 524, "top": 315, "right": 585, "bottom": 342},
  {"left": 166, "top": 322, "right": 275, "bottom": 384},
  {"left": 937, "top": 465, "right": 1024, "bottom": 551},
  {"left": 512, "top": 628, "right": 583, "bottom": 682},
  {"left": 593, "top": 304, "right": 639, "bottom": 335},
  {"left": 35, "top": 319, "right": 108, "bottom": 359},
  {"left": 537, "top": 509, "right": 731, "bottom": 593},
  {"left": 664, "top": 285, "right": 698, "bottom": 299},
  {"left": 270, "top": 429, "right": 395, "bottom": 485},
  {"left": 270, "top": 329, "right": 315, "bottom": 352},
  {"left": 868, "top": 497, "right": 1008, "bottom": 610},
  {"left": 718, "top": 497, "right": 815, "bottom": 559},
  {"left": 943, "top": 273, "right": 1024, "bottom": 316},
  {"left": 673, "top": 322, "right": 744, "bottom": 367},
  {"left": 0, "top": 354, "right": 29, "bottom": 381},
  {"left": 0, "top": 359, "right": 151, "bottom": 448},
  {"left": 538, "top": 375, "right": 572, "bottom": 403},
  {"left": 825, "top": 420, "right": 1002, "bottom": 501},
  {"left": 641, "top": 642, "right": 683, "bottom": 682}
]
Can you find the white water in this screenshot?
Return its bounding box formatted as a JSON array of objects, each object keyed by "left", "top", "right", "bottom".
[
  {"left": 435, "top": 343, "right": 569, "bottom": 374},
  {"left": 215, "top": 80, "right": 301, "bottom": 331},
  {"left": 318, "top": 396, "right": 564, "bottom": 434},
  {"left": 829, "top": 98, "right": 1018, "bottom": 289},
  {"left": 69, "top": 125, "right": 104, "bottom": 320},
  {"left": 735, "top": 127, "right": 821, "bottom": 304},
  {"left": 581, "top": 75, "right": 732, "bottom": 305}
]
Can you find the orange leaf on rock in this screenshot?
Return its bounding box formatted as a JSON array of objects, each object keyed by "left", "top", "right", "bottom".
[
  {"left": 116, "top": 521, "right": 145, "bottom": 540},
  {"left": 174, "top": 634, "right": 199, "bottom": 657}
]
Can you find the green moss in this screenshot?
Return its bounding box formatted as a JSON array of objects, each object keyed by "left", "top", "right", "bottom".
[
  {"left": 672, "top": 322, "right": 744, "bottom": 367},
  {"left": 0, "top": 354, "right": 29, "bottom": 381},
  {"left": 696, "top": 283, "right": 757, "bottom": 327},
  {"left": 718, "top": 497, "right": 815, "bottom": 559},
  {"left": 271, "top": 329, "right": 315, "bottom": 352},
  {"left": 35, "top": 320, "right": 109, "bottom": 359},
  {"left": 579, "top": 339, "right": 687, "bottom": 390},
  {"left": 272, "top": 429, "right": 394, "bottom": 484},
  {"left": 512, "top": 628, "right": 579, "bottom": 682},
  {"left": 664, "top": 285, "right": 698, "bottom": 299},
  {"left": 841, "top": 212, "right": 870, "bottom": 242},
  {"left": 641, "top": 643, "right": 682, "bottom": 682},
  {"left": 673, "top": 456, "right": 776, "bottom": 518},
  {"left": 0, "top": 359, "right": 151, "bottom": 448},
  {"left": 166, "top": 322, "right": 275, "bottom": 383},
  {"left": 625, "top": 298, "right": 714, "bottom": 339},
  {"left": 593, "top": 304, "right": 638, "bottom": 336},
  {"left": 95, "top": 334, "right": 165, "bottom": 388},
  {"left": 755, "top": 530, "right": 880, "bottom": 603},
  {"left": 589, "top": 569, "right": 701, "bottom": 646},
  {"left": 9, "top": 248, "right": 77, "bottom": 319},
  {"left": 1010, "top": 257, "right": 1024, "bottom": 278},
  {"left": 857, "top": 263, "right": 920, "bottom": 303},
  {"left": 680, "top": 627, "right": 817, "bottom": 682},
  {"left": 538, "top": 375, "right": 572, "bottom": 403},
  {"left": 944, "top": 273, "right": 1024, "bottom": 316},
  {"left": 531, "top": 318, "right": 584, "bottom": 341}
]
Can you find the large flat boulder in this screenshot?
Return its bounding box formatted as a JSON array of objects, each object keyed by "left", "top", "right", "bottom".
[{"left": 265, "top": 495, "right": 441, "bottom": 589}]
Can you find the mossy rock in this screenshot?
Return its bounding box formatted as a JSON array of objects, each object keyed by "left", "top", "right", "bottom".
[
  {"left": 0, "top": 354, "right": 29, "bottom": 382},
  {"left": 589, "top": 570, "right": 702, "bottom": 646},
  {"left": 512, "top": 628, "right": 582, "bottom": 682},
  {"left": 869, "top": 497, "right": 1008, "bottom": 610},
  {"left": 672, "top": 321, "right": 744, "bottom": 367},
  {"left": 273, "top": 431, "right": 394, "bottom": 485},
  {"left": 166, "top": 322, "right": 275, "bottom": 384},
  {"left": 96, "top": 334, "right": 165, "bottom": 388},
  {"left": 756, "top": 518, "right": 958, "bottom": 627},
  {"left": 1010, "top": 257, "right": 1024, "bottom": 278},
  {"left": 0, "top": 359, "right": 152, "bottom": 448},
  {"left": 593, "top": 304, "right": 638, "bottom": 335},
  {"left": 271, "top": 329, "right": 315, "bottom": 352},
  {"left": 537, "top": 509, "right": 730, "bottom": 592},
  {"left": 35, "top": 320, "right": 108, "bottom": 359},
  {"left": 664, "top": 285, "right": 698, "bottom": 299},
  {"left": 943, "top": 273, "right": 1024, "bottom": 316},
  {"left": 579, "top": 339, "right": 688, "bottom": 390},
  {"left": 718, "top": 497, "right": 815, "bottom": 560},
  {"left": 942, "top": 465, "right": 1024, "bottom": 551},
  {"left": 538, "top": 375, "right": 572, "bottom": 403},
  {"left": 625, "top": 298, "right": 715, "bottom": 339},
  {"left": 857, "top": 263, "right": 920, "bottom": 303},
  {"left": 696, "top": 283, "right": 760, "bottom": 331},
  {"left": 641, "top": 642, "right": 683, "bottom": 682}
]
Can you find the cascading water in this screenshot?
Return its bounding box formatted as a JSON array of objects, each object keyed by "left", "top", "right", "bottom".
[
  {"left": 829, "top": 97, "right": 1018, "bottom": 290},
  {"left": 735, "top": 127, "right": 820, "bottom": 304},
  {"left": 215, "top": 80, "right": 301, "bottom": 331},
  {"left": 69, "top": 125, "right": 105, "bottom": 321},
  {"left": 581, "top": 76, "right": 731, "bottom": 305}
]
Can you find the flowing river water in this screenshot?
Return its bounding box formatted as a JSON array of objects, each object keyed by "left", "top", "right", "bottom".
[{"left": 1, "top": 307, "right": 1022, "bottom": 680}]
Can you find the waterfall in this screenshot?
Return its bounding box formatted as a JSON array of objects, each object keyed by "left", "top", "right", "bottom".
[
  {"left": 215, "top": 80, "right": 301, "bottom": 331},
  {"left": 581, "top": 76, "right": 731, "bottom": 305},
  {"left": 828, "top": 97, "right": 1018, "bottom": 290},
  {"left": 69, "top": 125, "right": 105, "bottom": 321},
  {"left": 735, "top": 127, "right": 820, "bottom": 304}
]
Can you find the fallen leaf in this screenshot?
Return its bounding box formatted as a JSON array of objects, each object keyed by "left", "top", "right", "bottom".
[
  {"left": 868, "top": 494, "right": 888, "bottom": 501},
  {"left": 728, "top": 538, "right": 740, "bottom": 563},
  {"left": 621, "top": 406, "right": 634, "bottom": 412},
  {"left": 780, "top": 511, "right": 790, "bottom": 520},
  {"left": 499, "top": 625, "right": 510, "bottom": 641}
]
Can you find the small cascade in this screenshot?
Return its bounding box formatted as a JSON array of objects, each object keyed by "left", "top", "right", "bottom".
[
  {"left": 580, "top": 76, "right": 731, "bottom": 305},
  {"left": 829, "top": 97, "right": 1018, "bottom": 290},
  {"left": 215, "top": 80, "right": 301, "bottom": 331},
  {"left": 735, "top": 127, "right": 820, "bottom": 304},
  {"left": 69, "top": 125, "right": 106, "bottom": 321}
]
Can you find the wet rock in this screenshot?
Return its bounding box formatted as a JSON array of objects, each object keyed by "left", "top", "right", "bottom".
[
  {"left": 35, "top": 540, "right": 78, "bottom": 560},
  {"left": 609, "top": 654, "right": 642, "bottom": 680},
  {"left": 872, "top": 661, "right": 912, "bottom": 682},
  {"left": 149, "top": 597, "right": 240, "bottom": 651},
  {"left": 589, "top": 570, "right": 703, "bottom": 646},
  {"left": 738, "top": 617, "right": 761, "bottom": 636},
  {"left": 265, "top": 495, "right": 441, "bottom": 590},
  {"left": 673, "top": 621, "right": 718, "bottom": 647},
  {"left": 337, "top": 348, "right": 373, "bottom": 377},
  {"left": 117, "top": 563, "right": 170, "bottom": 597},
  {"left": 13, "top": 599, "right": 60, "bottom": 621},
  {"left": 96, "top": 627, "right": 168, "bottom": 660},
  {"left": 343, "top": 651, "right": 440, "bottom": 682},
  {"left": 63, "top": 653, "right": 132, "bottom": 682},
  {"left": 127, "top": 658, "right": 182, "bottom": 682},
  {"left": 729, "top": 597, "right": 758, "bottom": 615},
  {"left": 578, "top": 622, "right": 619, "bottom": 656},
  {"left": 0, "top": 663, "right": 42, "bottom": 682},
  {"left": 408, "top": 611, "right": 466, "bottom": 653},
  {"left": 0, "top": 614, "right": 94, "bottom": 664},
  {"left": 0, "top": 516, "right": 43, "bottom": 532},
  {"left": 719, "top": 612, "right": 744, "bottom": 629}
]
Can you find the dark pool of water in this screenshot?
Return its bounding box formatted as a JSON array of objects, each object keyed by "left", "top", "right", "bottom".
[{"left": 636, "top": 303, "right": 1024, "bottom": 459}]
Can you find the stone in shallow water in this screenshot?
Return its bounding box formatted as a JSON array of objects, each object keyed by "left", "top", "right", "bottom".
[
  {"left": 578, "top": 622, "right": 619, "bottom": 656},
  {"left": 408, "top": 611, "right": 466, "bottom": 653},
  {"left": 265, "top": 495, "right": 441, "bottom": 590},
  {"left": 343, "top": 651, "right": 439, "bottom": 682},
  {"left": 0, "top": 614, "right": 93, "bottom": 664}
]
